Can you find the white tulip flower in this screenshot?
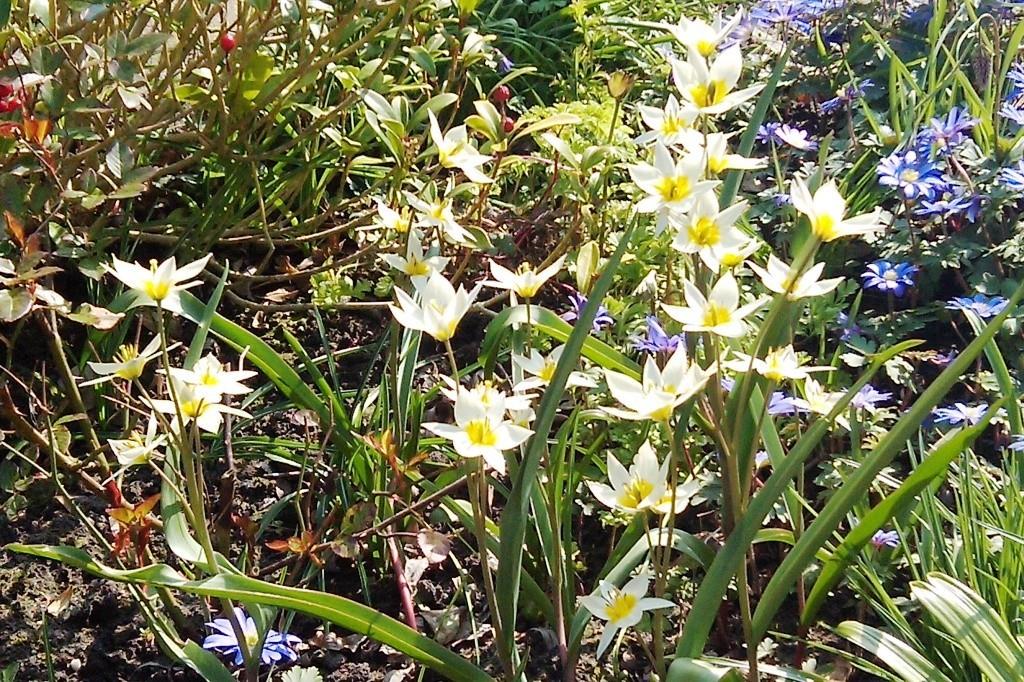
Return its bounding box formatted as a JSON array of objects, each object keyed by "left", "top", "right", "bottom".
[
  {"left": 725, "top": 345, "right": 832, "bottom": 382},
  {"left": 108, "top": 416, "right": 166, "bottom": 469},
  {"left": 167, "top": 354, "right": 256, "bottom": 402},
  {"left": 150, "top": 379, "right": 251, "bottom": 434},
  {"left": 635, "top": 95, "right": 699, "bottom": 147},
  {"left": 106, "top": 254, "right": 211, "bottom": 312},
  {"left": 407, "top": 192, "right": 472, "bottom": 245},
  {"left": 484, "top": 255, "right": 565, "bottom": 299},
  {"left": 83, "top": 336, "right": 164, "bottom": 386},
  {"left": 671, "top": 194, "right": 749, "bottom": 264},
  {"left": 790, "top": 178, "right": 882, "bottom": 243},
  {"left": 662, "top": 273, "right": 767, "bottom": 338},
  {"left": 749, "top": 254, "right": 843, "bottom": 300},
  {"left": 579, "top": 575, "right": 675, "bottom": 658},
  {"left": 389, "top": 272, "right": 480, "bottom": 343},
  {"left": 666, "top": 12, "right": 743, "bottom": 57},
  {"left": 587, "top": 441, "right": 668, "bottom": 514},
  {"left": 512, "top": 345, "right": 597, "bottom": 392},
  {"left": 374, "top": 199, "right": 413, "bottom": 234},
  {"left": 380, "top": 232, "right": 450, "bottom": 284},
  {"left": 672, "top": 46, "right": 762, "bottom": 115},
  {"left": 630, "top": 142, "right": 718, "bottom": 234},
  {"left": 682, "top": 131, "right": 766, "bottom": 175},
  {"left": 603, "top": 345, "right": 712, "bottom": 421},
  {"left": 429, "top": 112, "right": 493, "bottom": 184},
  {"left": 422, "top": 390, "right": 532, "bottom": 474}
]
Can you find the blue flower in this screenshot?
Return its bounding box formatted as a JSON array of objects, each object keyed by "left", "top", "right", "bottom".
[
  {"left": 870, "top": 529, "right": 900, "bottom": 549},
  {"left": 767, "top": 391, "right": 808, "bottom": 416},
  {"left": 562, "top": 291, "right": 614, "bottom": 333},
  {"left": 773, "top": 192, "right": 792, "bottom": 206},
  {"left": 836, "top": 311, "right": 862, "bottom": 341},
  {"left": 861, "top": 260, "right": 918, "bottom": 297},
  {"left": 775, "top": 124, "right": 819, "bottom": 151},
  {"left": 754, "top": 450, "right": 771, "bottom": 469},
  {"left": 851, "top": 385, "right": 892, "bottom": 411},
  {"left": 920, "top": 107, "right": 977, "bottom": 156},
  {"left": 756, "top": 122, "right": 782, "bottom": 144},
  {"left": 496, "top": 53, "right": 515, "bottom": 75},
  {"left": 946, "top": 293, "right": 1009, "bottom": 319},
  {"left": 633, "top": 316, "right": 684, "bottom": 354},
  {"left": 821, "top": 79, "right": 874, "bottom": 113},
  {"left": 1000, "top": 101, "right": 1024, "bottom": 127},
  {"left": 932, "top": 402, "right": 988, "bottom": 426},
  {"left": 915, "top": 186, "right": 984, "bottom": 223},
  {"left": 877, "top": 148, "right": 946, "bottom": 200},
  {"left": 203, "top": 608, "right": 301, "bottom": 667},
  {"left": 1009, "top": 435, "right": 1024, "bottom": 452},
  {"left": 721, "top": 376, "right": 736, "bottom": 393},
  {"left": 998, "top": 161, "right": 1024, "bottom": 192}
]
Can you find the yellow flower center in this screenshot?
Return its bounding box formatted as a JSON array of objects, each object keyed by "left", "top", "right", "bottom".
[
  {"left": 689, "top": 80, "right": 728, "bottom": 108},
  {"left": 721, "top": 251, "right": 745, "bottom": 267},
  {"left": 604, "top": 592, "right": 638, "bottom": 623},
  {"left": 702, "top": 303, "right": 732, "bottom": 328},
  {"left": 538, "top": 360, "right": 557, "bottom": 383},
  {"left": 688, "top": 217, "right": 720, "bottom": 247},
  {"left": 661, "top": 115, "right": 687, "bottom": 136},
  {"left": 143, "top": 260, "right": 171, "bottom": 301},
  {"left": 812, "top": 214, "right": 838, "bottom": 241},
  {"left": 621, "top": 477, "right": 654, "bottom": 509},
  {"left": 180, "top": 399, "right": 206, "bottom": 419},
  {"left": 405, "top": 259, "right": 430, "bottom": 277},
  {"left": 696, "top": 39, "right": 716, "bottom": 57},
  {"left": 655, "top": 175, "right": 691, "bottom": 203},
  {"left": 464, "top": 419, "right": 498, "bottom": 447},
  {"left": 650, "top": 403, "right": 674, "bottom": 422},
  {"left": 899, "top": 168, "right": 919, "bottom": 183},
  {"left": 394, "top": 214, "right": 411, "bottom": 233},
  {"left": 244, "top": 631, "right": 260, "bottom": 648},
  {"left": 708, "top": 155, "right": 728, "bottom": 175}
]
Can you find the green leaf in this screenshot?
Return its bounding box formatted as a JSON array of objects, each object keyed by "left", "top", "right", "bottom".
[
  {"left": 801, "top": 401, "right": 1003, "bottom": 628},
  {"left": 674, "top": 338, "right": 924, "bottom": 658},
  {"left": 749, "top": 280, "right": 1024, "bottom": 644},
  {"left": 836, "top": 621, "right": 953, "bottom": 682},
  {"left": 495, "top": 219, "right": 636, "bottom": 665},
  {"left": 180, "top": 641, "right": 236, "bottom": 682},
  {"left": 6, "top": 544, "right": 494, "bottom": 682},
  {"left": 480, "top": 305, "right": 639, "bottom": 379},
  {"left": 912, "top": 573, "right": 1024, "bottom": 681}
]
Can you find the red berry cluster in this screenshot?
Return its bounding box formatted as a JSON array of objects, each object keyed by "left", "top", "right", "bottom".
[
  {"left": 490, "top": 84, "right": 516, "bottom": 134},
  {"left": 0, "top": 83, "right": 23, "bottom": 113}
]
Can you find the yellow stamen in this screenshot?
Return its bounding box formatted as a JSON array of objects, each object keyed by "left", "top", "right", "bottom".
[{"left": 464, "top": 419, "right": 498, "bottom": 447}]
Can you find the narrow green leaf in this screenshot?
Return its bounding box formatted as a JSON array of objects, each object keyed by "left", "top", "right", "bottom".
[
  {"left": 496, "top": 220, "right": 636, "bottom": 663},
  {"left": 802, "top": 401, "right": 1003, "bottom": 627},
  {"left": 836, "top": 621, "right": 952, "bottom": 682},
  {"left": 6, "top": 544, "right": 494, "bottom": 682},
  {"left": 750, "top": 281, "right": 1024, "bottom": 644}
]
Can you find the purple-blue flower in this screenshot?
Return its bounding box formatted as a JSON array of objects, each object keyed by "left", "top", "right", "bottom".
[
  {"left": 821, "top": 79, "right": 874, "bottom": 113},
  {"left": 877, "top": 148, "right": 946, "bottom": 200},
  {"left": 946, "top": 293, "right": 1009, "bottom": 319},
  {"left": 932, "top": 402, "right": 989, "bottom": 426},
  {"left": 496, "top": 53, "right": 515, "bottom": 75},
  {"left": 775, "top": 124, "right": 819, "bottom": 151},
  {"left": 851, "top": 385, "right": 893, "bottom": 411},
  {"left": 721, "top": 376, "right": 736, "bottom": 393},
  {"left": 915, "top": 186, "right": 984, "bottom": 223},
  {"left": 562, "top": 291, "right": 614, "bottom": 333},
  {"left": 1009, "top": 435, "right": 1024, "bottom": 452},
  {"left": 767, "top": 391, "right": 808, "bottom": 416},
  {"left": 633, "top": 316, "right": 684, "bottom": 354},
  {"left": 203, "top": 608, "right": 301, "bottom": 666},
  {"left": 756, "top": 122, "right": 782, "bottom": 144},
  {"left": 836, "top": 311, "right": 862, "bottom": 341},
  {"left": 870, "top": 529, "right": 900, "bottom": 549},
  {"left": 999, "top": 101, "right": 1024, "bottom": 127},
  {"left": 920, "top": 107, "right": 977, "bottom": 156},
  {"left": 861, "top": 260, "right": 918, "bottom": 297},
  {"left": 998, "top": 161, "right": 1024, "bottom": 192}
]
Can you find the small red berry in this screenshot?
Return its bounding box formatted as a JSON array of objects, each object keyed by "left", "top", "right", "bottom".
[
  {"left": 0, "top": 83, "right": 12, "bottom": 98},
  {"left": 220, "top": 33, "right": 237, "bottom": 52},
  {"left": 492, "top": 84, "right": 511, "bottom": 103},
  {"left": 502, "top": 115, "right": 515, "bottom": 134}
]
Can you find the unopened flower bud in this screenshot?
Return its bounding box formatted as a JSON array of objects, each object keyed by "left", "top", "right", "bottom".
[
  {"left": 607, "top": 71, "right": 634, "bottom": 100},
  {"left": 492, "top": 85, "right": 511, "bottom": 103},
  {"left": 220, "top": 33, "right": 237, "bottom": 52}
]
